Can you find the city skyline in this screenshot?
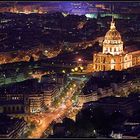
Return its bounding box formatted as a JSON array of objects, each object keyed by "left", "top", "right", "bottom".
[
  {"left": 0, "top": 1, "right": 139, "bottom": 139},
  {"left": 0, "top": 2, "right": 139, "bottom": 15}
]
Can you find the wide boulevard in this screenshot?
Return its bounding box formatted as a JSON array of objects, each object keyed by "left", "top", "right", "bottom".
[{"left": 27, "top": 79, "right": 83, "bottom": 138}]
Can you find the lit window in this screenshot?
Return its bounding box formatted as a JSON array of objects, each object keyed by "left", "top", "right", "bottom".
[{"left": 12, "top": 97, "right": 16, "bottom": 100}]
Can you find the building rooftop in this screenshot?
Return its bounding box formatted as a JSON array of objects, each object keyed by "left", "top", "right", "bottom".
[
  {"left": 83, "top": 93, "right": 140, "bottom": 107},
  {"left": 0, "top": 100, "right": 24, "bottom": 105},
  {"left": 0, "top": 79, "right": 41, "bottom": 95},
  {"left": 124, "top": 125, "right": 140, "bottom": 137},
  {"left": 0, "top": 77, "right": 60, "bottom": 96},
  {"left": 126, "top": 114, "right": 140, "bottom": 124},
  {"left": 95, "top": 92, "right": 140, "bottom": 105},
  {"left": 0, "top": 115, "right": 25, "bottom": 135}
]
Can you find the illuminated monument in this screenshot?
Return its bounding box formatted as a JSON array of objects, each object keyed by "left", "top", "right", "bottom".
[
  {"left": 102, "top": 17, "right": 123, "bottom": 55},
  {"left": 93, "top": 17, "right": 134, "bottom": 71}
]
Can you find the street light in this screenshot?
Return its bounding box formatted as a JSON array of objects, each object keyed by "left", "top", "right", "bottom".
[
  {"left": 62, "top": 70, "right": 66, "bottom": 73},
  {"left": 78, "top": 58, "right": 82, "bottom": 62},
  {"left": 71, "top": 69, "right": 74, "bottom": 72},
  {"left": 73, "top": 84, "right": 76, "bottom": 87},
  {"left": 74, "top": 67, "right": 78, "bottom": 71},
  {"left": 80, "top": 66, "right": 84, "bottom": 70}
]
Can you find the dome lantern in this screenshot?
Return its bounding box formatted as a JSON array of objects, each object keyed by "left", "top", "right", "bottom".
[{"left": 110, "top": 16, "right": 116, "bottom": 30}]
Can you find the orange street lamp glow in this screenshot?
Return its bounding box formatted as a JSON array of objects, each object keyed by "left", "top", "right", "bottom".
[
  {"left": 78, "top": 58, "right": 82, "bottom": 62},
  {"left": 73, "top": 84, "right": 76, "bottom": 87},
  {"left": 80, "top": 66, "right": 84, "bottom": 70}
]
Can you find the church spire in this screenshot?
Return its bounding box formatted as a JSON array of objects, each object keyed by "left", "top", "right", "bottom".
[
  {"left": 110, "top": 4, "right": 116, "bottom": 30},
  {"left": 112, "top": 16, "right": 114, "bottom": 23},
  {"left": 110, "top": 16, "right": 116, "bottom": 30}
]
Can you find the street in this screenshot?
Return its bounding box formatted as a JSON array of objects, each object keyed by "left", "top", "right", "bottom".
[{"left": 27, "top": 80, "right": 82, "bottom": 138}]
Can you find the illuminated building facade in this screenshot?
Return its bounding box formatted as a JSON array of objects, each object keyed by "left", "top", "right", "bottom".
[
  {"left": 93, "top": 17, "right": 140, "bottom": 72},
  {"left": 0, "top": 76, "right": 66, "bottom": 114},
  {"left": 24, "top": 93, "right": 44, "bottom": 114},
  {"left": 43, "top": 86, "right": 60, "bottom": 107}
]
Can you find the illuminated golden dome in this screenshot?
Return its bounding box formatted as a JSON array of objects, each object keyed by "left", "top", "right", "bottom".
[
  {"left": 102, "top": 17, "right": 124, "bottom": 55},
  {"left": 104, "top": 18, "right": 121, "bottom": 41}
]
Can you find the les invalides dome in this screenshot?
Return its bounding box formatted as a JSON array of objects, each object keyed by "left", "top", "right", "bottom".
[
  {"left": 103, "top": 17, "right": 124, "bottom": 55},
  {"left": 104, "top": 19, "right": 121, "bottom": 41}
]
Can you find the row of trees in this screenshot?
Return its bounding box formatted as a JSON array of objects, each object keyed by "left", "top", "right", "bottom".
[
  {"left": 49, "top": 106, "right": 126, "bottom": 138},
  {"left": 52, "top": 81, "right": 74, "bottom": 107}
]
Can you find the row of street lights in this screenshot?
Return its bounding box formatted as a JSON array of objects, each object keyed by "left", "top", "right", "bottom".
[{"left": 71, "top": 66, "right": 84, "bottom": 72}]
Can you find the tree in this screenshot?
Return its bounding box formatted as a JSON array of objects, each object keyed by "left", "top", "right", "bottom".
[
  {"left": 30, "top": 122, "right": 36, "bottom": 130},
  {"left": 53, "top": 99, "right": 59, "bottom": 107},
  {"left": 63, "top": 117, "right": 76, "bottom": 135}
]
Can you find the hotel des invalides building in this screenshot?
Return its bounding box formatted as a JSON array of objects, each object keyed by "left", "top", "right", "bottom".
[
  {"left": 79, "top": 18, "right": 140, "bottom": 106},
  {"left": 87, "top": 17, "right": 140, "bottom": 72}
]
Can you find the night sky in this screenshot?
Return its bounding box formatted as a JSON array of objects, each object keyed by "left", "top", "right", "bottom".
[{"left": 0, "top": 1, "right": 139, "bottom": 7}]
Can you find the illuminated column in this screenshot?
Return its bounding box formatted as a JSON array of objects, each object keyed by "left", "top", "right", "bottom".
[{"left": 112, "top": 48, "right": 114, "bottom": 54}]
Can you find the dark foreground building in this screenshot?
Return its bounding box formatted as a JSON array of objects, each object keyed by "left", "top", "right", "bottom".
[{"left": 0, "top": 115, "right": 27, "bottom": 138}]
